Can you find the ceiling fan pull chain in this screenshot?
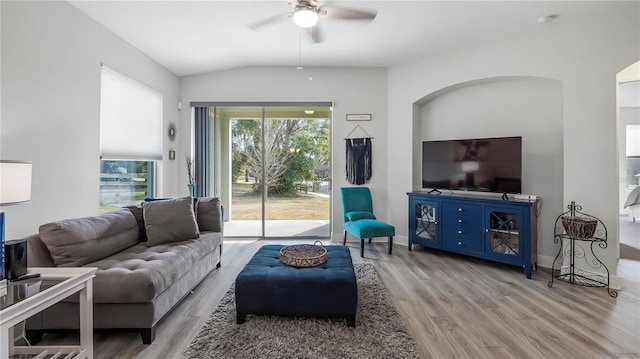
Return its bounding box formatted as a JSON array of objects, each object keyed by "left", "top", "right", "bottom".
[
  {"left": 297, "top": 32, "right": 303, "bottom": 70},
  {"left": 308, "top": 28, "right": 313, "bottom": 81}
]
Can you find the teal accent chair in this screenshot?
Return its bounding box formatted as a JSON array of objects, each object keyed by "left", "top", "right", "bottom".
[{"left": 340, "top": 187, "right": 395, "bottom": 257}]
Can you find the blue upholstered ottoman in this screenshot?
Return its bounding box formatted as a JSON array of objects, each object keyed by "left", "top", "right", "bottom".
[{"left": 235, "top": 244, "right": 357, "bottom": 326}]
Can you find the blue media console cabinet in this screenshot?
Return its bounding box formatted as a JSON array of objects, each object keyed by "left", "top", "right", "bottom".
[{"left": 407, "top": 192, "right": 538, "bottom": 279}]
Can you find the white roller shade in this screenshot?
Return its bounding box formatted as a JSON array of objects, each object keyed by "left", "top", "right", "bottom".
[
  {"left": 100, "top": 66, "right": 162, "bottom": 160},
  {"left": 627, "top": 124, "right": 640, "bottom": 158}
]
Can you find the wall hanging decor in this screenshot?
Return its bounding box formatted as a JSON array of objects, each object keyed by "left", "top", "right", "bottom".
[
  {"left": 346, "top": 114, "right": 372, "bottom": 121},
  {"left": 167, "top": 123, "right": 177, "bottom": 142},
  {"left": 345, "top": 125, "right": 372, "bottom": 185}
]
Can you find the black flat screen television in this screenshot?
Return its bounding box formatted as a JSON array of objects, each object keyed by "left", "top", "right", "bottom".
[{"left": 422, "top": 136, "right": 522, "bottom": 194}]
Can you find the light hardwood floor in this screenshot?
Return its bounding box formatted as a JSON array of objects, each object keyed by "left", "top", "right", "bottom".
[{"left": 36, "top": 239, "right": 640, "bottom": 359}]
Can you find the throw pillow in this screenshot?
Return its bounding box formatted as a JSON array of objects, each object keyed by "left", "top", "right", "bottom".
[
  {"left": 125, "top": 205, "right": 147, "bottom": 241},
  {"left": 39, "top": 209, "right": 139, "bottom": 267},
  {"left": 146, "top": 196, "right": 198, "bottom": 209},
  {"left": 196, "top": 197, "right": 223, "bottom": 232},
  {"left": 345, "top": 211, "right": 376, "bottom": 221},
  {"left": 143, "top": 196, "right": 200, "bottom": 246}
]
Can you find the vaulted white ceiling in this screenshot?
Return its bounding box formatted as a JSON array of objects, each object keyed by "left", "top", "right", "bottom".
[{"left": 69, "top": 1, "right": 621, "bottom": 77}]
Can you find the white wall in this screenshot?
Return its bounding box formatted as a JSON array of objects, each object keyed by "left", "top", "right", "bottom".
[
  {"left": 0, "top": 1, "right": 179, "bottom": 238},
  {"left": 387, "top": 3, "right": 639, "bottom": 280},
  {"left": 416, "top": 78, "right": 563, "bottom": 261},
  {"left": 179, "top": 66, "right": 388, "bottom": 239}
]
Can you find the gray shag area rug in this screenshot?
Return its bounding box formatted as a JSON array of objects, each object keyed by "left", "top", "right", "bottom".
[{"left": 183, "top": 263, "right": 422, "bottom": 359}]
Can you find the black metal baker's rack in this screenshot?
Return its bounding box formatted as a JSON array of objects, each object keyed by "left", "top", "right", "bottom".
[{"left": 548, "top": 201, "right": 617, "bottom": 297}]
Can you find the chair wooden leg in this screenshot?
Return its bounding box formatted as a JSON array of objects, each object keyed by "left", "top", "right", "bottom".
[
  {"left": 360, "top": 238, "right": 365, "bottom": 257},
  {"left": 343, "top": 231, "right": 347, "bottom": 245},
  {"left": 368, "top": 238, "right": 372, "bottom": 244},
  {"left": 388, "top": 236, "right": 393, "bottom": 255}
]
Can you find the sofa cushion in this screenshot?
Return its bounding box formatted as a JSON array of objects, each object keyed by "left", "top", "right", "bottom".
[
  {"left": 86, "top": 232, "right": 222, "bottom": 303},
  {"left": 143, "top": 196, "right": 200, "bottom": 247},
  {"left": 39, "top": 209, "right": 139, "bottom": 267},
  {"left": 196, "top": 197, "right": 223, "bottom": 232}
]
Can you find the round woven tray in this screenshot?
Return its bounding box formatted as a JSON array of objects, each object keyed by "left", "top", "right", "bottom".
[{"left": 280, "top": 241, "right": 327, "bottom": 268}]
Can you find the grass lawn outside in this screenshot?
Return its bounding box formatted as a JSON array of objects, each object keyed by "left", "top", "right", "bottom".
[
  {"left": 232, "top": 181, "right": 329, "bottom": 220},
  {"left": 99, "top": 191, "right": 147, "bottom": 214},
  {"left": 99, "top": 204, "right": 121, "bottom": 214}
]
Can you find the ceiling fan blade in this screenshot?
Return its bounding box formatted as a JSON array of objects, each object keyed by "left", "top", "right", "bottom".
[
  {"left": 247, "top": 12, "right": 291, "bottom": 30},
  {"left": 320, "top": 6, "right": 377, "bottom": 21}
]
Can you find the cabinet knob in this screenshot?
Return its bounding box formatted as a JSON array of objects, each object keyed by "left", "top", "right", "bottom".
[
  {"left": 458, "top": 219, "right": 463, "bottom": 223},
  {"left": 485, "top": 228, "right": 489, "bottom": 232},
  {"left": 458, "top": 230, "right": 463, "bottom": 234},
  {"left": 457, "top": 241, "right": 462, "bottom": 246},
  {"left": 458, "top": 208, "right": 463, "bottom": 212},
  {"left": 434, "top": 221, "right": 438, "bottom": 225}
]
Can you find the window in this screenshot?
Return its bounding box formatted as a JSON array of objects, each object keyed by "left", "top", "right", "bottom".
[
  {"left": 626, "top": 124, "right": 640, "bottom": 190},
  {"left": 99, "top": 66, "right": 162, "bottom": 212},
  {"left": 99, "top": 160, "right": 154, "bottom": 213}
]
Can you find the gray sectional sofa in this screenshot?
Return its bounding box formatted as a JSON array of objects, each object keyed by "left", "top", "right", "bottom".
[{"left": 24, "top": 196, "right": 223, "bottom": 344}]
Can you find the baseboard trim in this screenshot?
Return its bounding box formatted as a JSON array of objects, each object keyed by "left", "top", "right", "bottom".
[{"left": 536, "top": 254, "right": 556, "bottom": 270}]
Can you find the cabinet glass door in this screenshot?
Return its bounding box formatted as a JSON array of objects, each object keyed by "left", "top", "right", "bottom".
[
  {"left": 415, "top": 202, "right": 438, "bottom": 241},
  {"left": 486, "top": 209, "right": 521, "bottom": 257}
]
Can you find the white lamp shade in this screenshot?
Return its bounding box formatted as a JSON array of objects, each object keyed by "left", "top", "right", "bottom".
[
  {"left": 0, "top": 161, "right": 32, "bottom": 205},
  {"left": 293, "top": 8, "right": 319, "bottom": 28}
]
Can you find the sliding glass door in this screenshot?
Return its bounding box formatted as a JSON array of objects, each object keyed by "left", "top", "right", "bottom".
[
  {"left": 196, "top": 103, "right": 332, "bottom": 239},
  {"left": 262, "top": 107, "right": 331, "bottom": 237}
]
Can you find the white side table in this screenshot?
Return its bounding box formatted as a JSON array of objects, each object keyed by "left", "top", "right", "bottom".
[{"left": 0, "top": 267, "right": 97, "bottom": 359}]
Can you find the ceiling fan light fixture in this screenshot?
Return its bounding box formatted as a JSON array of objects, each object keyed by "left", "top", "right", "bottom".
[{"left": 293, "top": 6, "right": 319, "bottom": 28}]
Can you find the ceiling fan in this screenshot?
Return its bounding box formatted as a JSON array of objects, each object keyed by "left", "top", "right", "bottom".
[{"left": 248, "top": 0, "right": 377, "bottom": 43}]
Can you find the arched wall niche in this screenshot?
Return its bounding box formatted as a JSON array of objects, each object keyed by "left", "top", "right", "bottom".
[
  {"left": 410, "top": 75, "right": 564, "bottom": 262},
  {"left": 414, "top": 76, "right": 553, "bottom": 105}
]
